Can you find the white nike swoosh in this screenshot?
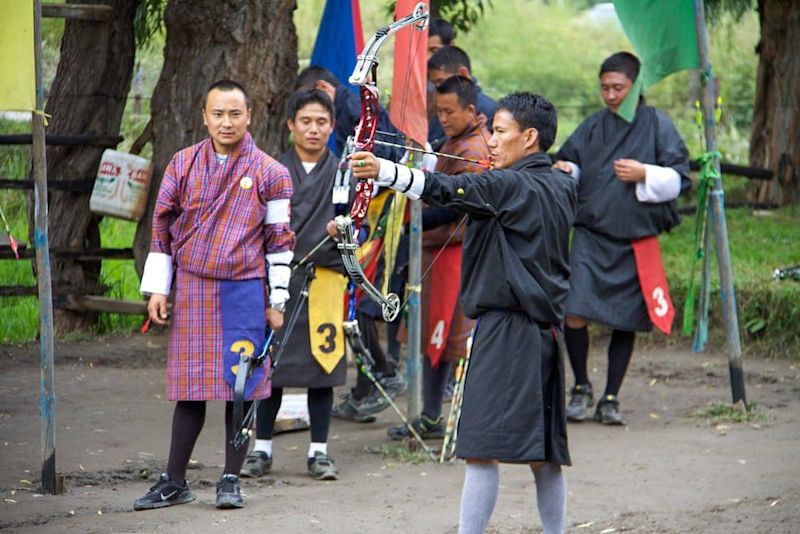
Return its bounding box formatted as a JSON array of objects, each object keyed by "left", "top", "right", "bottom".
[{"left": 160, "top": 490, "right": 177, "bottom": 501}]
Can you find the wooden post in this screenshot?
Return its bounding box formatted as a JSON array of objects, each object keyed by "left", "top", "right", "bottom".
[
  {"left": 406, "top": 164, "right": 423, "bottom": 423},
  {"left": 694, "top": 0, "right": 747, "bottom": 405},
  {"left": 33, "top": 0, "right": 63, "bottom": 494}
]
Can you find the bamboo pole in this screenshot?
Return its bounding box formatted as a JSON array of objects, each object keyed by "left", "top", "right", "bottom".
[
  {"left": 694, "top": 0, "right": 747, "bottom": 404},
  {"left": 32, "top": 0, "right": 63, "bottom": 494}
]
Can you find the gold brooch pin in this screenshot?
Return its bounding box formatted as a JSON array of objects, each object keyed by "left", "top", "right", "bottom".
[{"left": 239, "top": 176, "right": 253, "bottom": 190}]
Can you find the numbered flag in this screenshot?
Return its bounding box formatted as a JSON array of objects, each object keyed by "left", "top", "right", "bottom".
[{"left": 632, "top": 236, "right": 674, "bottom": 335}]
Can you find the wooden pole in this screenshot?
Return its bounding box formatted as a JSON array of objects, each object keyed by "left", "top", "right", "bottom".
[
  {"left": 406, "top": 165, "right": 423, "bottom": 423},
  {"left": 32, "top": 0, "right": 63, "bottom": 494},
  {"left": 694, "top": 0, "right": 747, "bottom": 405}
]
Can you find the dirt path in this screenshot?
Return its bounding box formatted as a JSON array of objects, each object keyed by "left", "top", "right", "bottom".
[{"left": 0, "top": 333, "right": 798, "bottom": 533}]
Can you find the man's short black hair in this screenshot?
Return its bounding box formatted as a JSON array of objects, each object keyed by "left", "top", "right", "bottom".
[
  {"left": 599, "top": 51, "right": 641, "bottom": 82},
  {"left": 428, "top": 45, "right": 472, "bottom": 74},
  {"left": 295, "top": 65, "right": 340, "bottom": 91},
  {"left": 496, "top": 92, "right": 557, "bottom": 152},
  {"left": 286, "top": 88, "right": 334, "bottom": 120},
  {"left": 435, "top": 76, "right": 477, "bottom": 109},
  {"left": 205, "top": 79, "right": 250, "bottom": 108},
  {"left": 429, "top": 18, "right": 456, "bottom": 44}
]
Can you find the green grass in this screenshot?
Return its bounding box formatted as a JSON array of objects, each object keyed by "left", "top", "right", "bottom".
[
  {"left": 366, "top": 444, "right": 435, "bottom": 465},
  {"left": 692, "top": 401, "right": 765, "bottom": 423}
]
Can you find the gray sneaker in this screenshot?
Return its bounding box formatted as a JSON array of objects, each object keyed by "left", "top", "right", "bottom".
[
  {"left": 215, "top": 474, "right": 243, "bottom": 509},
  {"left": 566, "top": 384, "right": 594, "bottom": 422},
  {"left": 378, "top": 372, "right": 407, "bottom": 398},
  {"left": 331, "top": 396, "right": 377, "bottom": 423},
  {"left": 240, "top": 450, "right": 272, "bottom": 478},
  {"left": 307, "top": 452, "right": 338, "bottom": 481}
]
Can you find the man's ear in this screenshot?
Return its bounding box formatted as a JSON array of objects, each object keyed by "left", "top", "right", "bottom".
[
  {"left": 524, "top": 127, "right": 539, "bottom": 151},
  {"left": 286, "top": 118, "right": 294, "bottom": 133},
  {"left": 456, "top": 66, "right": 471, "bottom": 78}
]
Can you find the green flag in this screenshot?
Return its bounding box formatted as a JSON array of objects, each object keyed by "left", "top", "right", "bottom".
[{"left": 613, "top": 0, "right": 700, "bottom": 121}]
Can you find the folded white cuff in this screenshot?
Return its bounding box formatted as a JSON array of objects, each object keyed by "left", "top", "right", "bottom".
[
  {"left": 376, "top": 158, "right": 425, "bottom": 200},
  {"left": 140, "top": 252, "right": 173, "bottom": 296},
  {"left": 567, "top": 161, "right": 581, "bottom": 180},
  {"left": 266, "top": 198, "right": 291, "bottom": 224},
  {"left": 637, "top": 165, "right": 681, "bottom": 203}
]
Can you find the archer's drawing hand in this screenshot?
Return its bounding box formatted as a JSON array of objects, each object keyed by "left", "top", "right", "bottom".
[
  {"left": 552, "top": 160, "right": 574, "bottom": 174},
  {"left": 326, "top": 219, "right": 339, "bottom": 239},
  {"left": 614, "top": 159, "right": 646, "bottom": 182},
  {"left": 147, "top": 294, "right": 169, "bottom": 325},
  {"left": 349, "top": 151, "right": 380, "bottom": 181},
  {"left": 266, "top": 308, "right": 284, "bottom": 331}
]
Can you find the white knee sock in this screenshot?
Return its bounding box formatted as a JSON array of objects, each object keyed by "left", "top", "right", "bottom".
[
  {"left": 308, "top": 442, "right": 327, "bottom": 458},
  {"left": 458, "top": 462, "right": 499, "bottom": 534},
  {"left": 532, "top": 463, "right": 567, "bottom": 534}
]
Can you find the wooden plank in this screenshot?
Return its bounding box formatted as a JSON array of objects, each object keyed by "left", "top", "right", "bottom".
[
  {"left": 0, "top": 179, "right": 95, "bottom": 192},
  {"left": 0, "top": 285, "right": 38, "bottom": 297},
  {"left": 0, "top": 247, "right": 134, "bottom": 261},
  {"left": 689, "top": 160, "right": 773, "bottom": 180},
  {"left": 0, "top": 134, "right": 122, "bottom": 147},
  {"left": 41, "top": 3, "right": 112, "bottom": 21},
  {"left": 57, "top": 295, "right": 148, "bottom": 315}
]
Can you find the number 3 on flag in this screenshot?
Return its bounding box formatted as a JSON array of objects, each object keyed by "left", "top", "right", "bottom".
[{"left": 652, "top": 287, "right": 670, "bottom": 317}]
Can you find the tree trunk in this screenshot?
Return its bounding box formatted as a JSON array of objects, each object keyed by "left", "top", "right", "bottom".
[
  {"left": 749, "top": 0, "right": 800, "bottom": 207},
  {"left": 133, "top": 0, "right": 298, "bottom": 274},
  {"left": 33, "top": 0, "right": 140, "bottom": 334}
]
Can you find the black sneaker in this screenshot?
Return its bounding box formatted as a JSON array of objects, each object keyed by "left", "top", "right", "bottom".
[
  {"left": 307, "top": 451, "right": 338, "bottom": 481},
  {"left": 594, "top": 394, "right": 626, "bottom": 425},
  {"left": 240, "top": 450, "right": 272, "bottom": 478},
  {"left": 378, "top": 372, "right": 407, "bottom": 398},
  {"left": 387, "top": 414, "right": 445, "bottom": 441},
  {"left": 215, "top": 473, "right": 244, "bottom": 509},
  {"left": 133, "top": 473, "right": 195, "bottom": 511},
  {"left": 566, "top": 384, "right": 594, "bottom": 422},
  {"left": 331, "top": 396, "right": 377, "bottom": 423}
]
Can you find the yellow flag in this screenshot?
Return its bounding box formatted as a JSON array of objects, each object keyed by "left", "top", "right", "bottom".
[
  {"left": 308, "top": 266, "right": 348, "bottom": 374},
  {"left": 0, "top": 1, "right": 35, "bottom": 111}
]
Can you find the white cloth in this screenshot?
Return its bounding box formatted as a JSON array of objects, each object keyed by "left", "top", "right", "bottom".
[
  {"left": 637, "top": 164, "right": 681, "bottom": 203},
  {"left": 375, "top": 157, "right": 425, "bottom": 200},
  {"left": 266, "top": 198, "right": 291, "bottom": 224},
  {"left": 140, "top": 252, "right": 173, "bottom": 296},
  {"left": 266, "top": 250, "right": 293, "bottom": 305}
]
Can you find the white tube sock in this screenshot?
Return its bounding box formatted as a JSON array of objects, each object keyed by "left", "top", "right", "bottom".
[{"left": 458, "top": 462, "right": 499, "bottom": 534}]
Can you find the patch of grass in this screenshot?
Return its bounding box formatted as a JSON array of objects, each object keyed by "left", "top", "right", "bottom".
[
  {"left": 366, "top": 444, "right": 435, "bottom": 465},
  {"left": 693, "top": 402, "right": 766, "bottom": 423},
  {"left": 655, "top": 207, "right": 800, "bottom": 360}
]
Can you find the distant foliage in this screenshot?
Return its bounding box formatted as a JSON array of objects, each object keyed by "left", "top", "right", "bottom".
[{"left": 134, "top": 0, "right": 166, "bottom": 49}]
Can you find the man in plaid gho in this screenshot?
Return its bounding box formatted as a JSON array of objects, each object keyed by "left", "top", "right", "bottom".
[{"left": 134, "top": 80, "right": 295, "bottom": 511}]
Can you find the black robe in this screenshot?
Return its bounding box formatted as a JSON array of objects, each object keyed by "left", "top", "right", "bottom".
[
  {"left": 421, "top": 152, "right": 576, "bottom": 464},
  {"left": 556, "top": 106, "right": 690, "bottom": 331},
  {"left": 271, "top": 148, "right": 349, "bottom": 388}
]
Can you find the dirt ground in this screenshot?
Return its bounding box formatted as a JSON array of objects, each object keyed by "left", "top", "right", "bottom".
[{"left": 0, "top": 331, "right": 798, "bottom": 533}]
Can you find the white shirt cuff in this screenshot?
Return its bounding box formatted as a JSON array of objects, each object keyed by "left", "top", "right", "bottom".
[
  {"left": 636, "top": 165, "right": 681, "bottom": 203},
  {"left": 566, "top": 161, "right": 581, "bottom": 180},
  {"left": 376, "top": 158, "right": 425, "bottom": 200},
  {"left": 266, "top": 250, "right": 293, "bottom": 306},
  {"left": 140, "top": 252, "right": 173, "bottom": 296}
]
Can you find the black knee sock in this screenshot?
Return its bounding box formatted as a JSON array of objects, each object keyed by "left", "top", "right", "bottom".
[
  {"left": 224, "top": 400, "right": 252, "bottom": 474},
  {"left": 167, "top": 401, "right": 206, "bottom": 485},
  {"left": 422, "top": 357, "right": 452, "bottom": 420},
  {"left": 255, "top": 388, "right": 284, "bottom": 440},
  {"left": 564, "top": 325, "right": 590, "bottom": 387},
  {"left": 308, "top": 387, "right": 334, "bottom": 443},
  {"left": 605, "top": 330, "right": 635, "bottom": 397}
]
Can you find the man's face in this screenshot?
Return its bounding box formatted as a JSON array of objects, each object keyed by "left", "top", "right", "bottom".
[
  {"left": 203, "top": 88, "right": 251, "bottom": 154},
  {"left": 427, "top": 35, "right": 444, "bottom": 59},
  {"left": 487, "top": 109, "right": 536, "bottom": 169},
  {"left": 435, "top": 92, "right": 476, "bottom": 139},
  {"left": 287, "top": 102, "right": 333, "bottom": 156},
  {"left": 429, "top": 67, "right": 459, "bottom": 88},
  {"left": 600, "top": 71, "right": 634, "bottom": 114}
]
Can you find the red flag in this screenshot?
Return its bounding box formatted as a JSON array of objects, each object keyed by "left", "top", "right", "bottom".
[
  {"left": 632, "top": 236, "right": 675, "bottom": 335},
  {"left": 390, "top": 0, "right": 429, "bottom": 146}
]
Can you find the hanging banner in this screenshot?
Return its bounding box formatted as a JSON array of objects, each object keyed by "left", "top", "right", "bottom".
[
  {"left": 390, "top": 0, "right": 429, "bottom": 146},
  {"left": 310, "top": 0, "right": 364, "bottom": 89},
  {"left": 0, "top": 1, "right": 35, "bottom": 112}
]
